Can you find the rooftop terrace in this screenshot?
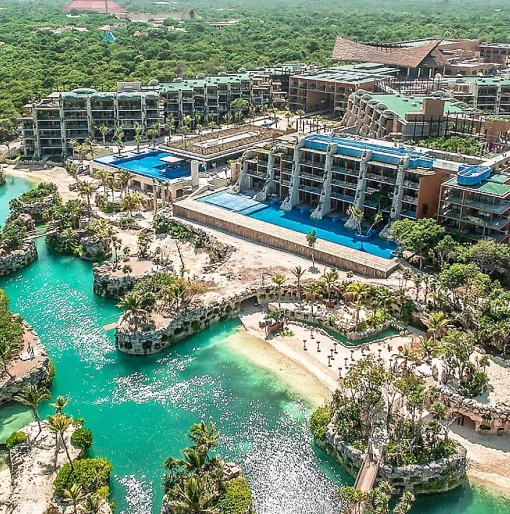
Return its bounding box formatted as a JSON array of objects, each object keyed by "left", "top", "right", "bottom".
[
  {"left": 292, "top": 64, "right": 398, "bottom": 84},
  {"left": 445, "top": 171, "right": 510, "bottom": 197},
  {"left": 160, "top": 73, "right": 251, "bottom": 93},
  {"left": 302, "top": 134, "right": 435, "bottom": 170},
  {"left": 367, "top": 93, "right": 470, "bottom": 119}
]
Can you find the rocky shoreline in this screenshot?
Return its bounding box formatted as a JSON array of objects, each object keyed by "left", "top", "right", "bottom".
[
  {"left": 0, "top": 323, "right": 50, "bottom": 406},
  {"left": 0, "top": 241, "right": 38, "bottom": 277}
]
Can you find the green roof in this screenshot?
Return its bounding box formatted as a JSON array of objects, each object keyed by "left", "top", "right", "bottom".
[
  {"left": 452, "top": 76, "right": 510, "bottom": 87},
  {"left": 160, "top": 73, "right": 251, "bottom": 93},
  {"left": 369, "top": 93, "right": 469, "bottom": 119},
  {"left": 446, "top": 172, "right": 510, "bottom": 197}
]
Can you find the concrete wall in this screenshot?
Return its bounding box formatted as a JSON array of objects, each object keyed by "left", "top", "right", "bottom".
[{"left": 173, "top": 201, "right": 397, "bottom": 278}]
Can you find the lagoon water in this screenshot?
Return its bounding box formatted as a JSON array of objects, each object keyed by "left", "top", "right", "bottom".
[{"left": 1, "top": 175, "right": 510, "bottom": 513}]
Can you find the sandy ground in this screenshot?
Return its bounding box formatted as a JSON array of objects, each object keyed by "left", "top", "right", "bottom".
[
  {"left": 6, "top": 421, "right": 81, "bottom": 514},
  {"left": 0, "top": 327, "right": 44, "bottom": 388}
]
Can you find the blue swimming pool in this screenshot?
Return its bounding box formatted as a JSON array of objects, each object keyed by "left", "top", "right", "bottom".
[
  {"left": 198, "top": 191, "right": 396, "bottom": 259},
  {"left": 94, "top": 151, "right": 191, "bottom": 181}
]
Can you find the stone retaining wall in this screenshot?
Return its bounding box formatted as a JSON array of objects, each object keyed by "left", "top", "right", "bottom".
[
  {"left": 0, "top": 241, "right": 37, "bottom": 276},
  {"left": 440, "top": 384, "right": 510, "bottom": 434},
  {"left": 116, "top": 286, "right": 297, "bottom": 355},
  {"left": 321, "top": 423, "right": 467, "bottom": 495},
  {"left": 0, "top": 324, "right": 50, "bottom": 406},
  {"left": 0, "top": 169, "right": 5, "bottom": 186},
  {"left": 93, "top": 261, "right": 158, "bottom": 299},
  {"left": 12, "top": 193, "right": 58, "bottom": 222},
  {"left": 173, "top": 200, "right": 397, "bottom": 278}
]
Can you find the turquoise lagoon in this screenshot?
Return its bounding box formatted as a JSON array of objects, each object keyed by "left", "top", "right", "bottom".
[{"left": 1, "top": 175, "right": 510, "bottom": 514}]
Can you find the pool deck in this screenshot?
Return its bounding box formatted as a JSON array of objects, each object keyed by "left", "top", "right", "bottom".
[{"left": 174, "top": 197, "right": 399, "bottom": 278}]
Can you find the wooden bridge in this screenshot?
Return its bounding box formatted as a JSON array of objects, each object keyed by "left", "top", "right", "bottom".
[{"left": 354, "top": 452, "right": 382, "bottom": 492}]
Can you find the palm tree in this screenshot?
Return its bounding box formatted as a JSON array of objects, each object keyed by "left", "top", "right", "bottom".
[
  {"left": 63, "top": 484, "right": 84, "bottom": 514},
  {"left": 83, "top": 494, "right": 101, "bottom": 514},
  {"left": 114, "top": 126, "right": 125, "bottom": 156},
  {"left": 320, "top": 269, "right": 338, "bottom": 301},
  {"left": 94, "top": 169, "right": 111, "bottom": 196},
  {"left": 134, "top": 122, "right": 144, "bottom": 153},
  {"left": 167, "top": 476, "right": 219, "bottom": 514},
  {"left": 77, "top": 180, "right": 96, "bottom": 217},
  {"left": 424, "top": 311, "right": 449, "bottom": 345},
  {"left": 165, "top": 115, "right": 175, "bottom": 142},
  {"left": 117, "top": 170, "right": 134, "bottom": 198},
  {"left": 305, "top": 281, "right": 323, "bottom": 315},
  {"left": 290, "top": 265, "right": 305, "bottom": 301},
  {"left": 106, "top": 176, "right": 117, "bottom": 202},
  {"left": 306, "top": 230, "right": 317, "bottom": 269},
  {"left": 118, "top": 291, "right": 148, "bottom": 330},
  {"left": 15, "top": 384, "right": 50, "bottom": 433},
  {"left": 121, "top": 192, "right": 142, "bottom": 218},
  {"left": 47, "top": 413, "right": 73, "bottom": 469},
  {"left": 50, "top": 395, "right": 70, "bottom": 415},
  {"left": 346, "top": 281, "right": 370, "bottom": 303},
  {"left": 98, "top": 125, "right": 110, "bottom": 147},
  {"left": 188, "top": 421, "right": 220, "bottom": 455},
  {"left": 272, "top": 275, "right": 286, "bottom": 310}
]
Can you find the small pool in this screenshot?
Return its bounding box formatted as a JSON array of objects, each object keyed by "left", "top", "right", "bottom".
[
  {"left": 197, "top": 191, "right": 396, "bottom": 259},
  {"left": 94, "top": 151, "right": 191, "bottom": 181}
]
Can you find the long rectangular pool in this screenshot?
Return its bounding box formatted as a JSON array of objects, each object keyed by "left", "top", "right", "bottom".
[
  {"left": 197, "top": 190, "right": 396, "bottom": 259},
  {"left": 94, "top": 151, "right": 191, "bottom": 181}
]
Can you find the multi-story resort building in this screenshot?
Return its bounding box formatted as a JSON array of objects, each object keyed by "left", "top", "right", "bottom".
[
  {"left": 288, "top": 63, "right": 398, "bottom": 115},
  {"left": 160, "top": 73, "right": 252, "bottom": 121},
  {"left": 18, "top": 82, "right": 161, "bottom": 159},
  {"left": 438, "top": 160, "right": 510, "bottom": 243},
  {"left": 479, "top": 43, "right": 510, "bottom": 65},
  {"left": 18, "top": 68, "right": 300, "bottom": 159},
  {"left": 341, "top": 92, "right": 471, "bottom": 140},
  {"left": 239, "top": 133, "right": 454, "bottom": 237}
]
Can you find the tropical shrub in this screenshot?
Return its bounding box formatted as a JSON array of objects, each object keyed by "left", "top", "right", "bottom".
[
  {"left": 70, "top": 428, "right": 93, "bottom": 451},
  {"left": 53, "top": 457, "right": 112, "bottom": 497},
  {"left": 309, "top": 406, "right": 333, "bottom": 440},
  {"left": 6, "top": 431, "right": 27, "bottom": 448},
  {"left": 218, "top": 477, "right": 253, "bottom": 514}
]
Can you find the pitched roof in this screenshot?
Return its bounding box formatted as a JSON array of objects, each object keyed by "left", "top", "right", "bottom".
[
  {"left": 332, "top": 36, "right": 441, "bottom": 69},
  {"left": 62, "top": 0, "right": 126, "bottom": 14}
]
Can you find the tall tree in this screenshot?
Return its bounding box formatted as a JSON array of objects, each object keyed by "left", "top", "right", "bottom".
[{"left": 15, "top": 384, "right": 51, "bottom": 433}]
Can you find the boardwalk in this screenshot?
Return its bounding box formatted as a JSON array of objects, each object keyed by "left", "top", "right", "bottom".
[{"left": 354, "top": 454, "right": 382, "bottom": 492}]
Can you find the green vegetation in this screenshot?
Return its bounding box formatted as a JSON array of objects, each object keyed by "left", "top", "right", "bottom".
[
  {"left": 0, "top": 216, "right": 30, "bottom": 254},
  {"left": 337, "top": 481, "right": 414, "bottom": 514},
  {"left": 217, "top": 477, "right": 253, "bottom": 514},
  {"left": 329, "top": 356, "right": 457, "bottom": 464},
  {"left": 118, "top": 271, "right": 207, "bottom": 329},
  {"left": 54, "top": 458, "right": 112, "bottom": 497},
  {"left": 9, "top": 182, "right": 58, "bottom": 208},
  {"left": 163, "top": 421, "right": 253, "bottom": 514},
  {"left": 310, "top": 406, "right": 334, "bottom": 440},
  {"left": 5, "top": 431, "right": 27, "bottom": 449},
  {"left": 70, "top": 428, "right": 93, "bottom": 452},
  {"left": 0, "top": 288, "right": 24, "bottom": 378},
  {"left": 418, "top": 136, "right": 483, "bottom": 156}
]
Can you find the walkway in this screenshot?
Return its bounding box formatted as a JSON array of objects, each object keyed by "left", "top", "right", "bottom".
[
  {"left": 23, "top": 229, "right": 56, "bottom": 241},
  {"left": 354, "top": 454, "right": 382, "bottom": 492}
]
